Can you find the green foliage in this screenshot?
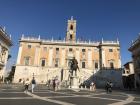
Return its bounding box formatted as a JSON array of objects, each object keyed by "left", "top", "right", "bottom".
[{"left": 6, "top": 66, "right": 15, "bottom": 82}]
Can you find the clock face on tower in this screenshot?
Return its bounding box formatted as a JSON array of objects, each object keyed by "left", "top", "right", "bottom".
[{"left": 69, "top": 30, "right": 73, "bottom": 34}]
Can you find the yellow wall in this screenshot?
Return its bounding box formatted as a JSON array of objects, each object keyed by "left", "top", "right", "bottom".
[{"left": 19, "top": 42, "right": 121, "bottom": 69}]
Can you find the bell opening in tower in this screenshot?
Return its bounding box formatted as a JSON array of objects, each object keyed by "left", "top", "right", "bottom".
[
  {"left": 70, "top": 25, "right": 73, "bottom": 30},
  {"left": 70, "top": 34, "right": 73, "bottom": 40}
]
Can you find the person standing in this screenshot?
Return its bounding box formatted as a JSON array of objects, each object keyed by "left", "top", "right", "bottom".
[
  {"left": 106, "top": 81, "right": 112, "bottom": 93},
  {"left": 31, "top": 77, "right": 36, "bottom": 93},
  {"left": 105, "top": 81, "right": 109, "bottom": 93},
  {"left": 24, "top": 78, "right": 30, "bottom": 92},
  {"left": 53, "top": 79, "right": 56, "bottom": 91},
  {"left": 90, "top": 82, "right": 95, "bottom": 91},
  {"left": 109, "top": 82, "right": 113, "bottom": 93},
  {"left": 55, "top": 79, "right": 59, "bottom": 91}
]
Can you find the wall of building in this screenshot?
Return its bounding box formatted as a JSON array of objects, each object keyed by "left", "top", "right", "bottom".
[
  {"left": 0, "top": 27, "right": 12, "bottom": 82},
  {"left": 129, "top": 36, "right": 140, "bottom": 89},
  {"left": 14, "top": 18, "right": 121, "bottom": 84},
  {"left": 14, "top": 39, "right": 121, "bottom": 83},
  {"left": 100, "top": 46, "right": 120, "bottom": 69}
]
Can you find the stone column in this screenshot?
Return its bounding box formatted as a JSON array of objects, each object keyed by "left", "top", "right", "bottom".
[
  {"left": 48, "top": 47, "right": 53, "bottom": 67},
  {"left": 118, "top": 54, "right": 122, "bottom": 68},
  {"left": 2, "top": 49, "right": 8, "bottom": 82},
  {"left": 34, "top": 46, "right": 40, "bottom": 66},
  {"left": 16, "top": 44, "right": 22, "bottom": 64},
  {"left": 101, "top": 47, "right": 106, "bottom": 67},
  {"left": 88, "top": 49, "right": 92, "bottom": 69},
  {"left": 4, "top": 50, "right": 8, "bottom": 64},
  {"left": 61, "top": 48, "right": 66, "bottom": 67}
]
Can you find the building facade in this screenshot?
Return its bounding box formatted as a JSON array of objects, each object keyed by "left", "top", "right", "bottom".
[
  {"left": 14, "top": 17, "right": 121, "bottom": 83},
  {"left": 129, "top": 35, "right": 140, "bottom": 89},
  {"left": 123, "top": 62, "right": 134, "bottom": 76},
  {"left": 0, "top": 27, "right": 12, "bottom": 82},
  {"left": 122, "top": 62, "right": 135, "bottom": 89}
]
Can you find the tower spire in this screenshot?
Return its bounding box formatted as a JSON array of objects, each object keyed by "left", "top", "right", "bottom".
[{"left": 71, "top": 16, "right": 73, "bottom": 20}]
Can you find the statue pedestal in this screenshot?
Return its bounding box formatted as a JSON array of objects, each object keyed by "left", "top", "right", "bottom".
[{"left": 70, "top": 76, "right": 79, "bottom": 89}]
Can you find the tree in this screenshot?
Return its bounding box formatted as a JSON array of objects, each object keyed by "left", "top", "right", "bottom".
[{"left": 5, "top": 66, "right": 15, "bottom": 83}]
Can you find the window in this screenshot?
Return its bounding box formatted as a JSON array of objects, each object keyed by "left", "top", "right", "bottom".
[
  {"left": 28, "top": 45, "right": 31, "bottom": 49},
  {"left": 126, "top": 70, "right": 129, "bottom": 74},
  {"left": 56, "top": 48, "right": 59, "bottom": 51},
  {"left": 117, "top": 48, "right": 120, "bottom": 51},
  {"left": 55, "top": 59, "right": 59, "bottom": 67},
  {"left": 69, "top": 48, "right": 73, "bottom": 52},
  {"left": 41, "top": 59, "right": 46, "bottom": 67},
  {"left": 123, "top": 70, "right": 125, "bottom": 74},
  {"left": 110, "top": 62, "right": 114, "bottom": 68},
  {"left": 95, "top": 62, "right": 98, "bottom": 69},
  {"left": 82, "top": 49, "right": 86, "bottom": 56},
  {"left": 70, "top": 25, "right": 73, "bottom": 30},
  {"left": 56, "top": 48, "right": 59, "bottom": 55},
  {"left": 82, "top": 62, "right": 85, "bottom": 68},
  {"left": 82, "top": 49, "right": 86, "bottom": 52},
  {"left": 109, "top": 49, "right": 113, "bottom": 52},
  {"left": 24, "top": 57, "right": 30, "bottom": 65}
]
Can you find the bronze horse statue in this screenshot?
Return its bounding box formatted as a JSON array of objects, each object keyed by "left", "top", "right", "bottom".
[{"left": 69, "top": 57, "right": 79, "bottom": 76}]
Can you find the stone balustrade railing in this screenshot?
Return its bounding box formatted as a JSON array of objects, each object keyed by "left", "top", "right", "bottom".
[
  {"left": 21, "top": 36, "right": 119, "bottom": 45},
  {"left": 0, "top": 27, "right": 11, "bottom": 40}
]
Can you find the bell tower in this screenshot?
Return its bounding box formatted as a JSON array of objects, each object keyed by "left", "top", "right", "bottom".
[{"left": 66, "top": 16, "right": 76, "bottom": 42}]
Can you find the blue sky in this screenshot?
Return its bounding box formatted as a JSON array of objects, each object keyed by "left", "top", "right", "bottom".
[{"left": 0, "top": 0, "right": 140, "bottom": 69}]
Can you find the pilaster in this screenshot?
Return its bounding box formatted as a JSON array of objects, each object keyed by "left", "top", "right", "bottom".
[{"left": 16, "top": 43, "right": 22, "bottom": 64}]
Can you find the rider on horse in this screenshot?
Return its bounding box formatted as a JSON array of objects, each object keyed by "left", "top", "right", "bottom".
[{"left": 70, "top": 57, "right": 79, "bottom": 76}]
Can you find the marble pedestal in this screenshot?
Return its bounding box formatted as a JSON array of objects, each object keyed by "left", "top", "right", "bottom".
[{"left": 70, "top": 76, "right": 79, "bottom": 89}]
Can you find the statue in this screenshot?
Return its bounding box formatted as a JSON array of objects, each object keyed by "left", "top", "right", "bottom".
[{"left": 69, "top": 57, "right": 79, "bottom": 76}]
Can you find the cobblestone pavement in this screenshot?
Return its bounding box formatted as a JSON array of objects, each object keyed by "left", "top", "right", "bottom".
[{"left": 0, "top": 84, "right": 140, "bottom": 105}]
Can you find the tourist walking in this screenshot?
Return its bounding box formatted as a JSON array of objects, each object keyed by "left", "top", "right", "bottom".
[
  {"left": 55, "top": 79, "right": 60, "bottom": 91},
  {"left": 31, "top": 77, "right": 36, "bottom": 93},
  {"left": 90, "top": 82, "right": 96, "bottom": 91},
  {"left": 106, "top": 81, "right": 112, "bottom": 93},
  {"left": 53, "top": 79, "right": 56, "bottom": 91},
  {"left": 47, "top": 79, "right": 51, "bottom": 90}
]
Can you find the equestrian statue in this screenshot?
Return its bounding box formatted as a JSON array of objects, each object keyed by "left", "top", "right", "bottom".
[{"left": 69, "top": 57, "right": 79, "bottom": 76}]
